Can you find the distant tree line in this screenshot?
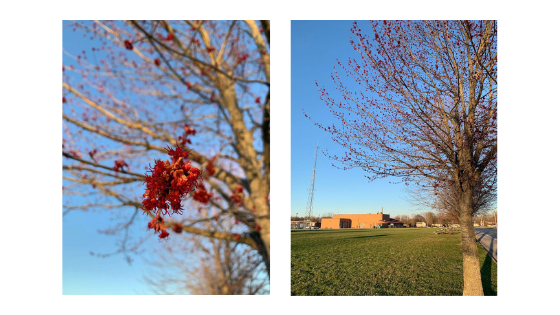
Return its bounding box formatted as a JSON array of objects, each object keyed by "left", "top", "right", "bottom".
[{"left": 393, "top": 211, "right": 456, "bottom": 227}]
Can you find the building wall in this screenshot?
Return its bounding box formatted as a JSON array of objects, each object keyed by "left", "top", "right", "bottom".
[
  {"left": 321, "top": 218, "right": 340, "bottom": 229},
  {"left": 321, "top": 213, "right": 392, "bottom": 229}
]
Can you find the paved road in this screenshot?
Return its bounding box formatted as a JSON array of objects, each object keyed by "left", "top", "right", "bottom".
[{"left": 474, "top": 228, "right": 497, "bottom": 263}]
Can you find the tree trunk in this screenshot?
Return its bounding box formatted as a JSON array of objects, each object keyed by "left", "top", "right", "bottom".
[
  {"left": 459, "top": 190, "right": 484, "bottom": 296},
  {"left": 256, "top": 214, "right": 270, "bottom": 275},
  {"left": 249, "top": 176, "right": 271, "bottom": 277}
]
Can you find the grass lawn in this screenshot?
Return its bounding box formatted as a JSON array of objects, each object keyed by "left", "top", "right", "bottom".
[{"left": 291, "top": 228, "right": 497, "bottom": 296}]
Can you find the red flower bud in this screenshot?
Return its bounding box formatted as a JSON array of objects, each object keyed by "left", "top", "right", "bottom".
[
  {"left": 124, "top": 40, "right": 133, "bottom": 50},
  {"left": 171, "top": 223, "right": 183, "bottom": 234},
  {"left": 159, "top": 230, "right": 170, "bottom": 239}
]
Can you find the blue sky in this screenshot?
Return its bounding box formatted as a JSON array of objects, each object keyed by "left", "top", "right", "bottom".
[
  {"left": 291, "top": 21, "right": 420, "bottom": 219},
  {"left": 63, "top": 209, "right": 152, "bottom": 294}
]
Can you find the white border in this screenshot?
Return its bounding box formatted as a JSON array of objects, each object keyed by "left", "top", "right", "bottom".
[{"left": 3, "top": 1, "right": 559, "bottom": 314}]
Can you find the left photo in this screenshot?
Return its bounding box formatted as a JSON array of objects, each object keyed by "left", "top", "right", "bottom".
[{"left": 62, "top": 20, "right": 270, "bottom": 295}]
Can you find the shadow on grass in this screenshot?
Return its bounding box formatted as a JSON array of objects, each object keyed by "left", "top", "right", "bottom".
[
  {"left": 352, "top": 235, "right": 388, "bottom": 239},
  {"left": 480, "top": 253, "right": 497, "bottom": 296}
]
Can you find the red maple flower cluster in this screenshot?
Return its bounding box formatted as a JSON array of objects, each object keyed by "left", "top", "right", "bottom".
[
  {"left": 142, "top": 145, "right": 202, "bottom": 217},
  {"left": 230, "top": 184, "right": 244, "bottom": 207},
  {"left": 236, "top": 53, "right": 249, "bottom": 64},
  {"left": 156, "top": 32, "right": 174, "bottom": 42},
  {"left": 178, "top": 124, "right": 197, "bottom": 146},
  {"left": 124, "top": 40, "right": 133, "bottom": 50},
  {"left": 184, "top": 124, "right": 197, "bottom": 136},
  {"left": 113, "top": 159, "right": 129, "bottom": 172},
  {"left": 147, "top": 216, "right": 169, "bottom": 239},
  {"left": 68, "top": 150, "right": 81, "bottom": 158},
  {"left": 154, "top": 58, "right": 161, "bottom": 66},
  {"left": 192, "top": 183, "right": 212, "bottom": 204},
  {"left": 205, "top": 157, "right": 216, "bottom": 178},
  {"left": 88, "top": 149, "right": 97, "bottom": 161},
  {"left": 191, "top": 38, "right": 201, "bottom": 46}
]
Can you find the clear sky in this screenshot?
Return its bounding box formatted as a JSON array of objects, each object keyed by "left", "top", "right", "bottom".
[{"left": 291, "top": 20, "right": 422, "bottom": 219}]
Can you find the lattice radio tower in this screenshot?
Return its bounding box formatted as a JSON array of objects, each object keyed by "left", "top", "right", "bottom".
[{"left": 305, "top": 144, "right": 319, "bottom": 229}]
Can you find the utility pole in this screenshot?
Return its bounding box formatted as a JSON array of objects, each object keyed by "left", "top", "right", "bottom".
[{"left": 305, "top": 144, "right": 319, "bottom": 229}]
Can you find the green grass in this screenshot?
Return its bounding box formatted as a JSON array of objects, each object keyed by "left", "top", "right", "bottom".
[{"left": 291, "top": 228, "right": 497, "bottom": 296}]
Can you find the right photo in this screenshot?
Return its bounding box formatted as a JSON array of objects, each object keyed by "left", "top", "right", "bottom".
[{"left": 291, "top": 20, "right": 497, "bottom": 296}]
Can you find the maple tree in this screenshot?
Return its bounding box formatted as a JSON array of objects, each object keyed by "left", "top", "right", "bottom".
[
  {"left": 62, "top": 20, "right": 271, "bottom": 289},
  {"left": 308, "top": 20, "right": 496, "bottom": 295}
]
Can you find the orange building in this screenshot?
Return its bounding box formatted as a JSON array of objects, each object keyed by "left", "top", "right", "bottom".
[{"left": 321, "top": 213, "right": 403, "bottom": 229}]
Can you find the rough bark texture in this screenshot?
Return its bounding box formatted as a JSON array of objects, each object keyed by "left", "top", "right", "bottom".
[{"left": 460, "top": 190, "right": 484, "bottom": 296}]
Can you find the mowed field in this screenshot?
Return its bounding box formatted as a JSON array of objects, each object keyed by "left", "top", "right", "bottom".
[{"left": 291, "top": 228, "right": 497, "bottom": 296}]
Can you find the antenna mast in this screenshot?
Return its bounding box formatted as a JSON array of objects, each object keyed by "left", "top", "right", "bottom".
[{"left": 305, "top": 144, "right": 319, "bottom": 229}]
